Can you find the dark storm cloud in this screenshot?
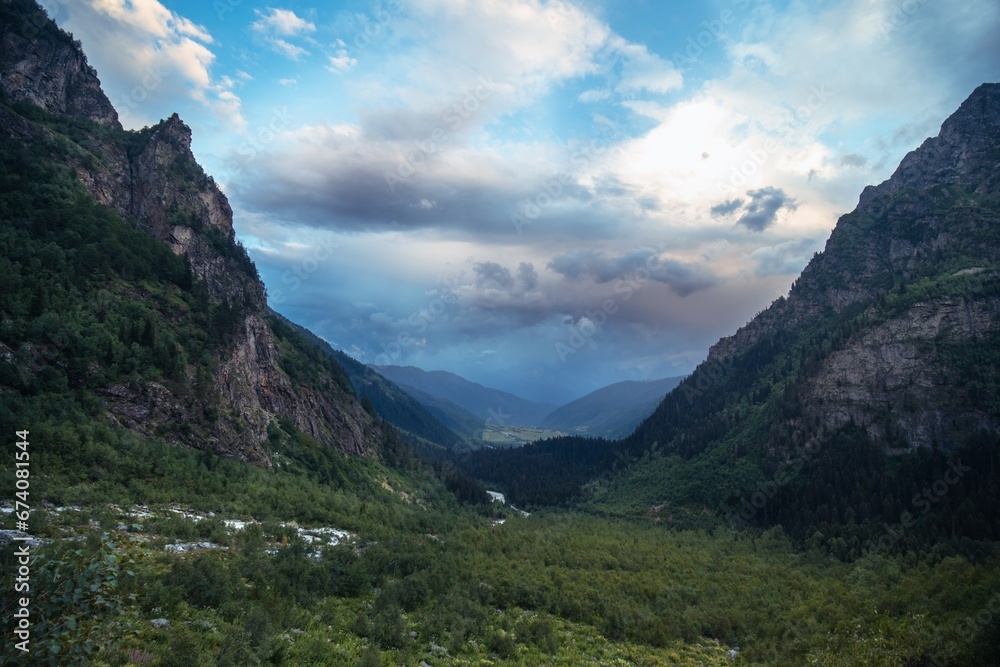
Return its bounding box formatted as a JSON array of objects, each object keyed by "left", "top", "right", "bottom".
[
  {"left": 735, "top": 187, "right": 797, "bottom": 232},
  {"left": 473, "top": 261, "right": 516, "bottom": 289},
  {"left": 231, "top": 136, "right": 616, "bottom": 241},
  {"left": 547, "top": 247, "right": 718, "bottom": 297},
  {"left": 710, "top": 198, "right": 745, "bottom": 217}
]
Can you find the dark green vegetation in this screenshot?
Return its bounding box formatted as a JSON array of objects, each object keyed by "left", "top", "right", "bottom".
[{"left": 459, "top": 85, "right": 1000, "bottom": 565}]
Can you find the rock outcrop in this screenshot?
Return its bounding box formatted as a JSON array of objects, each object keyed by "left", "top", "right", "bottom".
[{"left": 0, "top": 0, "right": 119, "bottom": 126}]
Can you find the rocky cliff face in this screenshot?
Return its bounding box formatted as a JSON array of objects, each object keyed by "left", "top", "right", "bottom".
[
  {"left": 0, "top": 0, "right": 119, "bottom": 126},
  {"left": 704, "top": 83, "right": 1000, "bottom": 451},
  {"left": 0, "top": 0, "right": 382, "bottom": 461}
]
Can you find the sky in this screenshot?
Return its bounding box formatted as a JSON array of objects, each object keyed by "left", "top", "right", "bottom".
[{"left": 49, "top": 0, "right": 1000, "bottom": 403}]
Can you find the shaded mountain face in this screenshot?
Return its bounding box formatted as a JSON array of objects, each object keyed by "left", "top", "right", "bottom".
[
  {"left": 677, "top": 82, "right": 1000, "bottom": 455},
  {"left": 0, "top": 0, "right": 385, "bottom": 461},
  {"left": 609, "top": 83, "right": 1000, "bottom": 515},
  {"left": 539, "top": 377, "right": 685, "bottom": 439},
  {"left": 275, "top": 315, "right": 466, "bottom": 450},
  {"left": 375, "top": 365, "right": 557, "bottom": 427},
  {"left": 0, "top": 0, "right": 119, "bottom": 126}
]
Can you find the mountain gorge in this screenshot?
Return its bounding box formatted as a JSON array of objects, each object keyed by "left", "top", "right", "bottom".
[{"left": 376, "top": 365, "right": 557, "bottom": 428}]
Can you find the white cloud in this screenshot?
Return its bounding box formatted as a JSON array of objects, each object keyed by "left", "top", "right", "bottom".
[
  {"left": 749, "top": 238, "right": 820, "bottom": 277},
  {"left": 269, "top": 38, "right": 308, "bottom": 60},
  {"left": 251, "top": 8, "right": 316, "bottom": 37},
  {"left": 578, "top": 89, "right": 611, "bottom": 103},
  {"left": 327, "top": 49, "right": 357, "bottom": 73},
  {"left": 356, "top": 0, "right": 610, "bottom": 115},
  {"left": 251, "top": 8, "right": 316, "bottom": 60},
  {"left": 62, "top": 0, "right": 243, "bottom": 129},
  {"left": 612, "top": 40, "right": 683, "bottom": 95}
]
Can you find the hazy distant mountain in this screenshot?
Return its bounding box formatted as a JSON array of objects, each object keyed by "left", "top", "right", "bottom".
[
  {"left": 388, "top": 383, "right": 487, "bottom": 438},
  {"left": 275, "top": 317, "right": 466, "bottom": 449},
  {"left": 376, "top": 365, "right": 557, "bottom": 427},
  {"left": 539, "top": 377, "right": 685, "bottom": 439}
]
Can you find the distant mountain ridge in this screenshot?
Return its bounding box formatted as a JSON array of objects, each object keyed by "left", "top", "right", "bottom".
[
  {"left": 274, "top": 316, "right": 467, "bottom": 450},
  {"left": 539, "top": 377, "right": 685, "bottom": 439},
  {"left": 376, "top": 365, "right": 557, "bottom": 427}
]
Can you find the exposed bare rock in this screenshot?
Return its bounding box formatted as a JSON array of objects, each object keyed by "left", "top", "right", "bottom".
[{"left": 0, "top": 0, "right": 119, "bottom": 127}]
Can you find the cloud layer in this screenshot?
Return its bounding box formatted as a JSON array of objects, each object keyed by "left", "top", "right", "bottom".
[{"left": 58, "top": 0, "right": 1000, "bottom": 399}]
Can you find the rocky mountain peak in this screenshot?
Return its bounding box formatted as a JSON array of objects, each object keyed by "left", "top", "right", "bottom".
[
  {"left": 709, "top": 83, "right": 1000, "bottom": 365},
  {"left": 861, "top": 82, "right": 1000, "bottom": 207},
  {"left": 0, "top": 0, "right": 119, "bottom": 127}
]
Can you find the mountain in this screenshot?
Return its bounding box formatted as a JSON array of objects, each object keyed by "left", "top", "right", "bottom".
[
  {"left": 0, "top": 0, "right": 389, "bottom": 462},
  {"left": 375, "top": 365, "right": 557, "bottom": 427},
  {"left": 463, "top": 84, "right": 1000, "bottom": 555},
  {"left": 275, "top": 315, "right": 467, "bottom": 450},
  {"left": 539, "top": 377, "right": 685, "bottom": 439},
  {"left": 389, "top": 384, "right": 488, "bottom": 438}
]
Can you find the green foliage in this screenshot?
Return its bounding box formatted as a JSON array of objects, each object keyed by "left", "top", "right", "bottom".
[{"left": 0, "top": 534, "right": 137, "bottom": 666}]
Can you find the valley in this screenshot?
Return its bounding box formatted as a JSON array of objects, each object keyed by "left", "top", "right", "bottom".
[{"left": 1, "top": 1, "right": 999, "bottom": 666}]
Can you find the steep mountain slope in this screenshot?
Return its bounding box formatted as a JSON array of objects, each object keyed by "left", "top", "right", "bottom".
[
  {"left": 389, "top": 383, "right": 487, "bottom": 438},
  {"left": 463, "top": 84, "right": 1000, "bottom": 554},
  {"left": 0, "top": 0, "right": 386, "bottom": 462},
  {"left": 539, "top": 377, "right": 684, "bottom": 439},
  {"left": 376, "top": 365, "right": 556, "bottom": 427},
  {"left": 596, "top": 84, "right": 1000, "bottom": 551},
  {"left": 630, "top": 82, "right": 1000, "bottom": 459},
  {"left": 276, "top": 315, "right": 466, "bottom": 450}
]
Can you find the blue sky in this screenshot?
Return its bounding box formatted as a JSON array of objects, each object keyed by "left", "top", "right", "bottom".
[{"left": 53, "top": 0, "right": 1000, "bottom": 402}]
